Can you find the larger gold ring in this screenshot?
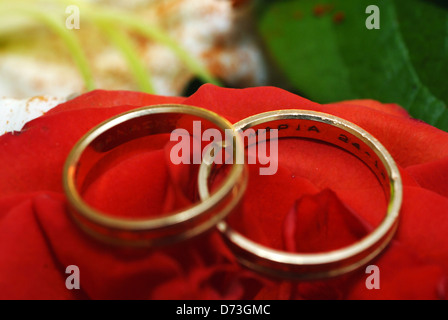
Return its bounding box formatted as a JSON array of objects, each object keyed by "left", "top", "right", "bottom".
[
  {"left": 198, "top": 110, "right": 402, "bottom": 279},
  {"left": 63, "top": 104, "right": 246, "bottom": 247}
]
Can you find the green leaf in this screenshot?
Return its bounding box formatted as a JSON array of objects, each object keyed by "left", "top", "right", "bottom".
[{"left": 257, "top": 0, "right": 448, "bottom": 131}]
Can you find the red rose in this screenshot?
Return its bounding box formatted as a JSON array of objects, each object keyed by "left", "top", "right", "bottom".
[{"left": 0, "top": 84, "right": 447, "bottom": 299}]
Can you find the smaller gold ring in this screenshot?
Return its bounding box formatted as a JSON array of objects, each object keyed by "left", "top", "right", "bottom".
[
  {"left": 198, "top": 110, "right": 402, "bottom": 279},
  {"left": 63, "top": 104, "right": 246, "bottom": 247}
]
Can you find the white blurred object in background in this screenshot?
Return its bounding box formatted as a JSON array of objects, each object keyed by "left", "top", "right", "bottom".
[{"left": 0, "top": 0, "right": 271, "bottom": 134}]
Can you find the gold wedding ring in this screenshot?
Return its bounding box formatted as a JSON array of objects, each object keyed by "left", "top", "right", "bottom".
[
  {"left": 198, "top": 110, "right": 402, "bottom": 279},
  {"left": 63, "top": 104, "right": 246, "bottom": 247},
  {"left": 63, "top": 104, "right": 402, "bottom": 280}
]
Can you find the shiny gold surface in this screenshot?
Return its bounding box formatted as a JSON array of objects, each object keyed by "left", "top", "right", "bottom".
[
  {"left": 63, "top": 104, "right": 246, "bottom": 247},
  {"left": 199, "top": 110, "right": 402, "bottom": 279}
]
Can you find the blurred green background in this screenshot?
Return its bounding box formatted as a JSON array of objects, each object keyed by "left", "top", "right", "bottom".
[
  {"left": 256, "top": 0, "right": 448, "bottom": 131},
  {"left": 1, "top": 0, "right": 447, "bottom": 131}
]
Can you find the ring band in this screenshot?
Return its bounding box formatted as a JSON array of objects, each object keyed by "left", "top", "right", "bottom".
[
  {"left": 63, "top": 104, "right": 246, "bottom": 247},
  {"left": 198, "top": 110, "right": 402, "bottom": 279}
]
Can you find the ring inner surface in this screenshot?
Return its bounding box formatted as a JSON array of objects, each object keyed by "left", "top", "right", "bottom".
[
  {"left": 237, "top": 118, "right": 391, "bottom": 201},
  {"left": 203, "top": 116, "right": 394, "bottom": 251},
  {"left": 65, "top": 108, "right": 246, "bottom": 246},
  {"left": 199, "top": 113, "right": 400, "bottom": 278},
  {"left": 74, "top": 111, "right": 235, "bottom": 219}
]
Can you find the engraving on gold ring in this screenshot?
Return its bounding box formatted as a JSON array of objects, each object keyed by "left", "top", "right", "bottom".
[
  {"left": 63, "top": 104, "right": 247, "bottom": 247},
  {"left": 198, "top": 110, "right": 402, "bottom": 280}
]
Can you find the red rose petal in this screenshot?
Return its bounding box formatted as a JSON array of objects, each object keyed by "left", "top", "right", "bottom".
[
  {"left": 45, "top": 89, "right": 184, "bottom": 115},
  {"left": 406, "top": 157, "right": 448, "bottom": 198},
  {"left": 335, "top": 100, "right": 410, "bottom": 118},
  {"left": 283, "top": 189, "right": 371, "bottom": 253},
  {"left": 31, "top": 193, "right": 254, "bottom": 299},
  {"left": 0, "top": 195, "right": 80, "bottom": 299},
  {"left": 347, "top": 242, "right": 447, "bottom": 299},
  {"left": 396, "top": 186, "right": 448, "bottom": 271},
  {"left": 0, "top": 85, "right": 448, "bottom": 299}
]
